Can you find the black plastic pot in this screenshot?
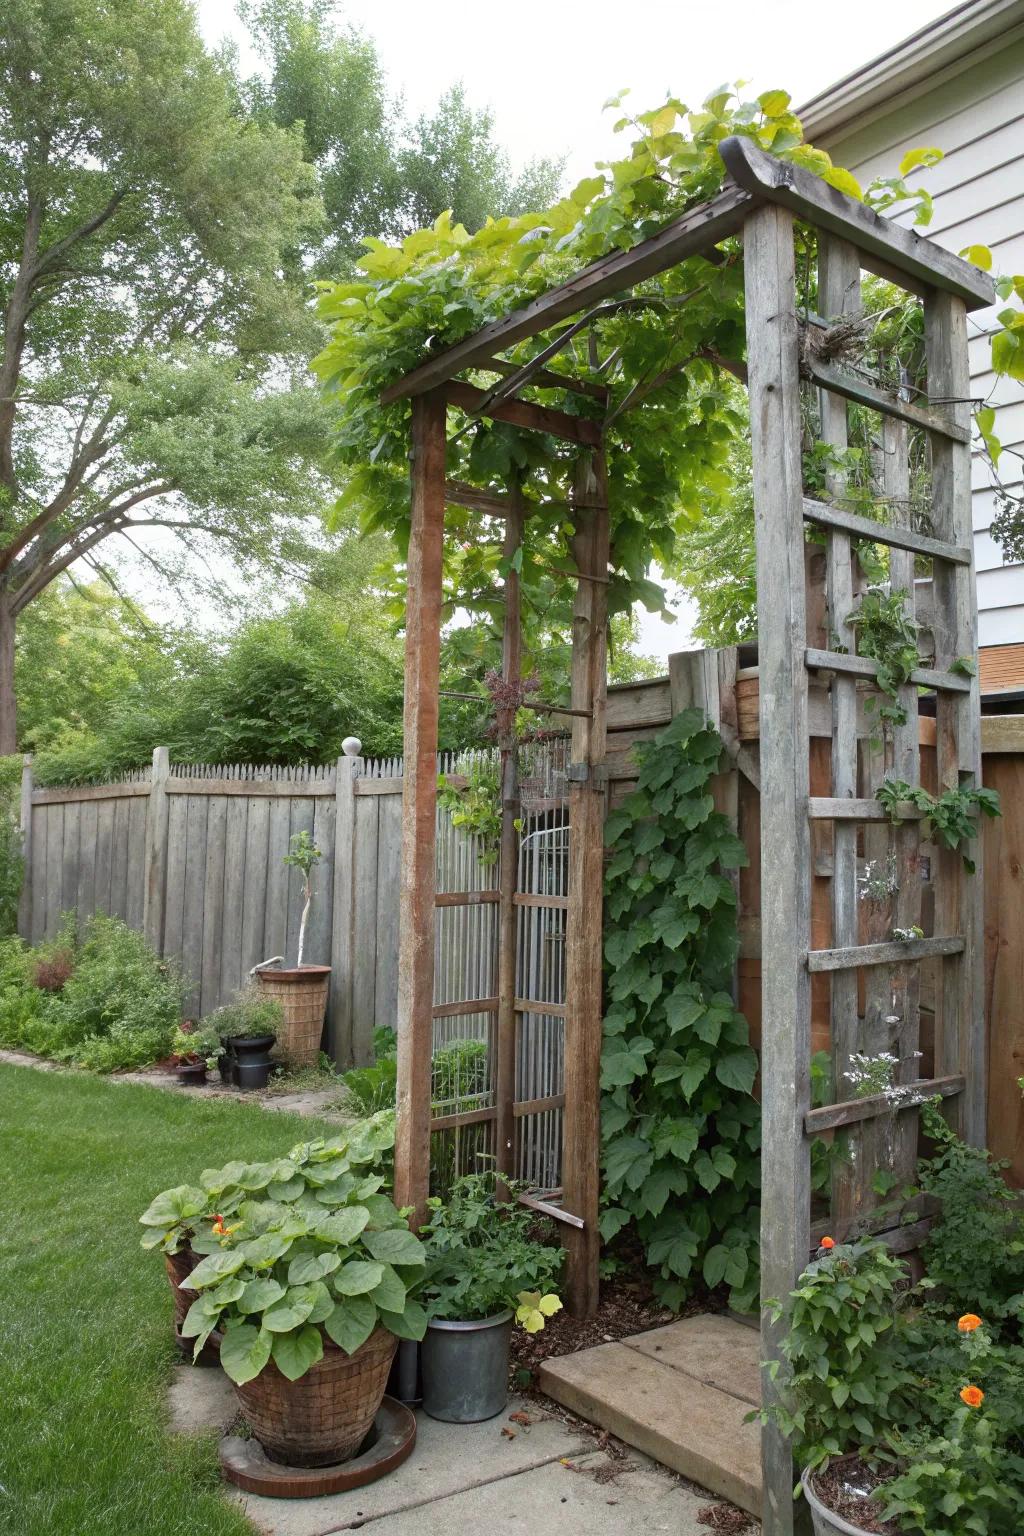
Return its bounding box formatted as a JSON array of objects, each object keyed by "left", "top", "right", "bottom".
[
  {"left": 176, "top": 1061, "right": 208, "bottom": 1087},
  {"left": 228, "top": 1033, "right": 276, "bottom": 1091},
  {"left": 420, "top": 1311, "right": 513, "bottom": 1422},
  {"left": 217, "top": 1037, "right": 233, "bottom": 1083}
]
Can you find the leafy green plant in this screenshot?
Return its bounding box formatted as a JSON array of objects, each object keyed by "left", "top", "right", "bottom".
[
  {"left": 916, "top": 1101, "right": 1024, "bottom": 1326},
  {"left": 206, "top": 987, "right": 283, "bottom": 1041},
  {"left": 342, "top": 1056, "right": 398, "bottom": 1116},
  {"left": 877, "top": 778, "right": 1001, "bottom": 871},
  {"left": 848, "top": 586, "right": 921, "bottom": 729},
  {"left": 0, "top": 913, "right": 185, "bottom": 1070},
  {"left": 283, "top": 830, "right": 323, "bottom": 967},
  {"left": 600, "top": 708, "right": 759, "bottom": 1311},
  {"left": 140, "top": 1112, "right": 428, "bottom": 1384},
  {"left": 437, "top": 759, "right": 501, "bottom": 867},
  {"left": 419, "top": 1172, "right": 563, "bottom": 1323},
  {"left": 0, "top": 756, "right": 24, "bottom": 937},
  {"left": 759, "top": 1238, "right": 921, "bottom": 1474},
  {"left": 171, "top": 1021, "right": 222, "bottom": 1068}
]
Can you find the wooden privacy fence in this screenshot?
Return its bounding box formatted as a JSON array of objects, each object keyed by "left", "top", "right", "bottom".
[{"left": 18, "top": 744, "right": 571, "bottom": 1153}]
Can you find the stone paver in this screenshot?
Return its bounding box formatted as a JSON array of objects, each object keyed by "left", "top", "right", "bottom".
[{"left": 539, "top": 1316, "right": 762, "bottom": 1518}]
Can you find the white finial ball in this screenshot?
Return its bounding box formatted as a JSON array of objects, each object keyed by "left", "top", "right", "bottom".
[{"left": 342, "top": 737, "right": 362, "bottom": 757}]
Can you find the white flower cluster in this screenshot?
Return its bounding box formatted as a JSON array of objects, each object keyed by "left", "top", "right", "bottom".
[{"left": 858, "top": 853, "right": 899, "bottom": 903}]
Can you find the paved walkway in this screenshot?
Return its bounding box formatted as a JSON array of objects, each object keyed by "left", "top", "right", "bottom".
[{"left": 170, "top": 1369, "right": 749, "bottom": 1536}]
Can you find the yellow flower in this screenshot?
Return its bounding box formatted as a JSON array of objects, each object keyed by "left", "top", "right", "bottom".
[{"left": 960, "top": 1385, "right": 984, "bottom": 1408}]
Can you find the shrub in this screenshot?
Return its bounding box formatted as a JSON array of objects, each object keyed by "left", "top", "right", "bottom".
[
  {"left": 205, "top": 986, "right": 283, "bottom": 1041},
  {"left": 32, "top": 949, "right": 75, "bottom": 992},
  {"left": 0, "top": 755, "right": 24, "bottom": 937}
]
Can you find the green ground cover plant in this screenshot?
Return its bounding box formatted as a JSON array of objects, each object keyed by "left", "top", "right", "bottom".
[
  {"left": 0, "top": 1064, "right": 342, "bottom": 1536},
  {"left": 0, "top": 913, "right": 185, "bottom": 1069}
]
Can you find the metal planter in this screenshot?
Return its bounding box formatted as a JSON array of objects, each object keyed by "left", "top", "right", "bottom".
[{"left": 420, "top": 1310, "right": 513, "bottom": 1422}]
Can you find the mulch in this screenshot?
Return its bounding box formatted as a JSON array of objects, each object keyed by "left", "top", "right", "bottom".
[{"left": 509, "top": 1235, "right": 717, "bottom": 1383}]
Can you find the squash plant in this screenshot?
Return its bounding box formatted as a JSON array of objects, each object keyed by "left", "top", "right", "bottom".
[{"left": 600, "top": 708, "right": 760, "bottom": 1311}]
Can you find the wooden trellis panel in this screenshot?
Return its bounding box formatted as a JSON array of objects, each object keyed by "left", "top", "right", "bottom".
[{"left": 743, "top": 191, "right": 991, "bottom": 1536}]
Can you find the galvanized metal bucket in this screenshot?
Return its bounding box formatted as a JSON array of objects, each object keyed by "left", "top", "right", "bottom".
[{"left": 420, "top": 1311, "right": 513, "bottom": 1422}]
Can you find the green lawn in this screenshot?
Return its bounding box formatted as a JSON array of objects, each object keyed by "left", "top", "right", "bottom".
[{"left": 0, "top": 1064, "right": 341, "bottom": 1536}]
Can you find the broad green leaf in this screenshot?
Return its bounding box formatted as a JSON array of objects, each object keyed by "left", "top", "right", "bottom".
[
  {"left": 139, "top": 1185, "right": 207, "bottom": 1228},
  {"left": 219, "top": 1324, "right": 272, "bottom": 1386},
  {"left": 288, "top": 1250, "right": 342, "bottom": 1286},
  {"left": 369, "top": 1264, "right": 407, "bottom": 1313},
  {"left": 334, "top": 1260, "right": 385, "bottom": 1296},
  {"left": 378, "top": 1300, "right": 427, "bottom": 1342},
  {"left": 181, "top": 1249, "right": 246, "bottom": 1290},
  {"left": 271, "top": 1325, "right": 324, "bottom": 1381},
  {"left": 239, "top": 1231, "right": 290, "bottom": 1270},
  {"left": 325, "top": 1295, "right": 378, "bottom": 1354},
  {"left": 758, "top": 89, "right": 791, "bottom": 118},
  {"left": 716, "top": 1048, "right": 758, "bottom": 1095},
  {"left": 362, "top": 1228, "right": 426, "bottom": 1267},
  {"left": 237, "top": 1277, "right": 286, "bottom": 1315},
  {"left": 314, "top": 1208, "right": 371, "bottom": 1245},
  {"left": 181, "top": 1292, "right": 222, "bottom": 1338},
  {"left": 899, "top": 146, "right": 942, "bottom": 175},
  {"left": 960, "top": 243, "right": 993, "bottom": 272},
  {"left": 262, "top": 1288, "right": 318, "bottom": 1332}
]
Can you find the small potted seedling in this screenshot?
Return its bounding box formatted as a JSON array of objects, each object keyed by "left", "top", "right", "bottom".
[
  {"left": 418, "top": 1173, "right": 563, "bottom": 1422},
  {"left": 170, "top": 1021, "right": 221, "bottom": 1087},
  {"left": 254, "top": 830, "right": 331, "bottom": 1066},
  {"left": 205, "top": 989, "right": 283, "bottom": 1091}
]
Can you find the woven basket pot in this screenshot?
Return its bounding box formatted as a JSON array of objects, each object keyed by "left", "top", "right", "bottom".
[
  {"left": 255, "top": 965, "right": 331, "bottom": 1067},
  {"left": 234, "top": 1327, "right": 398, "bottom": 1468},
  {"left": 165, "top": 1247, "right": 201, "bottom": 1328}
]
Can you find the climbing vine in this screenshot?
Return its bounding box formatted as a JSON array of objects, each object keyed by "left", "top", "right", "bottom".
[
  {"left": 877, "top": 777, "right": 1001, "bottom": 871},
  {"left": 600, "top": 709, "right": 760, "bottom": 1312}
]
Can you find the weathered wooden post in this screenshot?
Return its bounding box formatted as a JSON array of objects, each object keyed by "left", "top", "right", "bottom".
[
  {"left": 495, "top": 484, "right": 524, "bottom": 1186},
  {"left": 330, "top": 740, "right": 363, "bottom": 1067},
  {"left": 562, "top": 448, "right": 609, "bottom": 1317},
  {"left": 17, "top": 753, "right": 32, "bottom": 939},
  {"left": 143, "top": 746, "right": 169, "bottom": 955},
  {"left": 394, "top": 390, "right": 447, "bottom": 1228}
]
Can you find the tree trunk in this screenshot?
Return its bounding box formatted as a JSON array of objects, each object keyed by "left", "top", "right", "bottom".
[{"left": 0, "top": 592, "right": 16, "bottom": 755}]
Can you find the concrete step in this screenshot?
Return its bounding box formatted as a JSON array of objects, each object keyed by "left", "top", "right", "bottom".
[{"left": 539, "top": 1313, "right": 763, "bottom": 1518}]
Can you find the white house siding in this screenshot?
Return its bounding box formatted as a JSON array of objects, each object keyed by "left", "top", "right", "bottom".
[{"left": 811, "top": 32, "right": 1024, "bottom": 648}]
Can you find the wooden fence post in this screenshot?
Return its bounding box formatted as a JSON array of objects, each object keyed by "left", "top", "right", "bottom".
[
  {"left": 330, "top": 747, "right": 362, "bottom": 1067},
  {"left": 143, "top": 746, "right": 169, "bottom": 954},
  {"left": 394, "top": 390, "right": 447, "bottom": 1230},
  {"left": 17, "top": 754, "right": 32, "bottom": 939},
  {"left": 495, "top": 484, "right": 524, "bottom": 1187}
]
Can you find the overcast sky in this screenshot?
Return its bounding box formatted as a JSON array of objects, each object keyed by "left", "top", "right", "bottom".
[{"left": 191, "top": 0, "right": 953, "bottom": 660}]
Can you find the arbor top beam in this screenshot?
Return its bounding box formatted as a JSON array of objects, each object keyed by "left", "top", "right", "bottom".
[
  {"left": 381, "top": 140, "right": 995, "bottom": 410},
  {"left": 720, "top": 136, "right": 996, "bottom": 310}
]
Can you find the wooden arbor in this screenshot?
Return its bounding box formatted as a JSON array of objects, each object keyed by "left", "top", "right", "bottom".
[{"left": 382, "top": 136, "right": 995, "bottom": 1531}]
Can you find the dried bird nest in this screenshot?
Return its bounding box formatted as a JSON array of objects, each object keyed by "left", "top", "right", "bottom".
[{"left": 799, "top": 312, "right": 876, "bottom": 374}]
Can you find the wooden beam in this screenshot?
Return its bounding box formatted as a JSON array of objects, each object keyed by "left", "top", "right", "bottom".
[
  {"left": 433, "top": 889, "right": 500, "bottom": 906},
  {"left": 806, "top": 934, "right": 965, "bottom": 972},
  {"left": 807, "top": 796, "right": 924, "bottom": 820},
  {"left": 805, "top": 647, "right": 972, "bottom": 693},
  {"left": 802, "top": 497, "right": 971, "bottom": 565},
  {"left": 32, "top": 781, "right": 152, "bottom": 805},
  {"left": 804, "top": 357, "right": 971, "bottom": 443},
  {"left": 444, "top": 479, "right": 512, "bottom": 516},
  {"left": 482, "top": 356, "right": 609, "bottom": 402},
  {"left": 562, "top": 448, "right": 609, "bottom": 1319},
  {"left": 745, "top": 200, "right": 811, "bottom": 1536},
  {"left": 394, "top": 390, "right": 447, "bottom": 1230},
  {"left": 381, "top": 184, "right": 752, "bottom": 401},
  {"left": 495, "top": 485, "right": 524, "bottom": 1188},
  {"left": 446, "top": 380, "right": 602, "bottom": 446},
  {"left": 804, "top": 1074, "right": 964, "bottom": 1134},
  {"left": 720, "top": 135, "right": 995, "bottom": 310}
]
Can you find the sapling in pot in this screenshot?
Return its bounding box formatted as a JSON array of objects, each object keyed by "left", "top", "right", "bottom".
[
  {"left": 253, "top": 830, "right": 332, "bottom": 1066},
  {"left": 418, "top": 1173, "right": 563, "bottom": 1422}
]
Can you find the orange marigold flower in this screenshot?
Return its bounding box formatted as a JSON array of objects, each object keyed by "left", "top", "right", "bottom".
[
  {"left": 820, "top": 1237, "right": 835, "bottom": 1250},
  {"left": 958, "top": 1314, "right": 982, "bottom": 1333},
  {"left": 960, "top": 1385, "right": 984, "bottom": 1408}
]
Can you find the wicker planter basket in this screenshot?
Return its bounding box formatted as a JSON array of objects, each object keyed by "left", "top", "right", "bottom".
[
  {"left": 254, "top": 965, "right": 331, "bottom": 1067},
  {"left": 165, "top": 1247, "right": 201, "bottom": 1328},
  {"left": 234, "top": 1327, "right": 398, "bottom": 1468}
]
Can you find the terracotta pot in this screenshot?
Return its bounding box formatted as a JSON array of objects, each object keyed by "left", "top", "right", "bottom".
[
  {"left": 254, "top": 965, "right": 331, "bottom": 1067},
  {"left": 234, "top": 1326, "right": 397, "bottom": 1467},
  {"left": 165, "top": 1247, "right": 201, "bottom": 1328}
]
